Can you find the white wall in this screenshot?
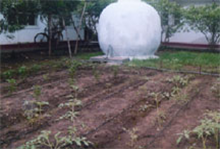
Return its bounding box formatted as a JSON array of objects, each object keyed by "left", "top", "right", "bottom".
[{"left": 0, "top": 15, "right": 84, "bottom": 45}]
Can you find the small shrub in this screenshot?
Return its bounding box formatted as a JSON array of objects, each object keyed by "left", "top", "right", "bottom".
[
  {"left": 18, "top": 66, "right": 28, "bottom": 78},
  {"left": 6, "top": 79, "right": 17, "bottom": 94},
  {"left": 177, "top": 111, "right": 220, "bottom": 149},
  {"left": 31, "top": 64, "right": 42, "bottom": 73},
  {"left": 2, "top": 70, "right": 15, "bottom": 79}
]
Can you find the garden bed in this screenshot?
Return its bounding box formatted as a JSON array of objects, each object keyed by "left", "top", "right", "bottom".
[{"left": 0, "top": 61, "right": 219, "bottom": 149}]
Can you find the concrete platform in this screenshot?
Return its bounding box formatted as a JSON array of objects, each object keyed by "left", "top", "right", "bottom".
[{"left": 90, "top": 55, "right": 130, "bottom": 64}]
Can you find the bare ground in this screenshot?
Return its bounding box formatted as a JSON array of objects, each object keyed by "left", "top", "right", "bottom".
[{"left": 0, "top": 65, "right": 219, "bottom": 149}]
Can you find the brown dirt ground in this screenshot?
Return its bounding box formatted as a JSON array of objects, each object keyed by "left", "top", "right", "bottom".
[{"left": 0, "top": 65, "right": 220, "bottom": 149}]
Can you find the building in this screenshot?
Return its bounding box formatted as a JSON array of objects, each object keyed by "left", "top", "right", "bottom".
[{"left": 0, "top": 14, "right": 85, "bottom": 53}]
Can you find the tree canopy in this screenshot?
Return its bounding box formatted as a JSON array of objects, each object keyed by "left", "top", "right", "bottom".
[{"left": 184, "top": 3, "right": 220, "bottom": 46}]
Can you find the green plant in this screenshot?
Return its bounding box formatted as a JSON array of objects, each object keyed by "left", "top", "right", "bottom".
[
  {"left": 139, "top": 104, "right": 152, "bottom": 112},
  {"left": 33, "top": 85, "right": 42, "bottom": 100},
  {"left": 123, "top": 127, "right": 138, "bottom": 148},
  {"left": 18, "top": 65, "right": 28, "bottom": 78},
  {"left": 23, "top": 100, "right": 49, "bottom": 121},
  {"left": 92, "top": 65, "right": 100, "bottom": 83},
  {"left": 31, "top": 64, "right": 42, "bottom": 73},
  {"left": 6, "top": 78, "right": 17, "bottom": 94},
  {"left": 184, "top": 3, "right": 220, "bottom": 47},
  {"left": 19, "top": 130, "right": 91, "bottom": 149},
  {"left": 42, "top": 74, "right": 49, "bottom": 81},
  {"left": 167, "top": 75, "right": 189, "bottom": 87},
  {"left": 58, "top": 95, "right": 82, "bottom": 121},
  {"left": 68, "top": 61, "right": 81, "bottom": 78},
  {"left": 177, "top": 130, "right": 191, "bottom": 145},
  {"left": 177, "top": 111, "right": 220, "bottom": 148},
  {"left": 23, "top": 85, "right": 49, "bottom": 121},
  {"left": 2, "top": 70, "right": 15, "bottom": 79},
  {"left": 112, "top": 65, "right": 119, "bottom": 78},
  {"left": 150, "top": 92, "right": 166, "bottom": 128},
  {"left": 175, "top": 93, "right": 188, "bottom": 105},
  {"left": 211, "top": 78, "right": 220, "bottom": 98}
]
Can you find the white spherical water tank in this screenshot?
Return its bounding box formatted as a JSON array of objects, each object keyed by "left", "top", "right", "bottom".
[{"left": 97, "top": 0, "right": 161, "bottom": 60}]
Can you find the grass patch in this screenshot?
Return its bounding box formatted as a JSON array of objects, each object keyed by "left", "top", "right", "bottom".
[
  {"left": 75, "top": 52, "right": 104, "bottom": 60},
  {"left": 126, "top": 51, "right": 220, "bottom": 72}
]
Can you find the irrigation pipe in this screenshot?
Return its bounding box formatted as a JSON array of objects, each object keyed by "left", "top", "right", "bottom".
[
  {"left": 82, "top": 81, "right": 146, "bottom": 137},
  {"left": 137, "top": 66, "right": 220, "bottom": 77}
]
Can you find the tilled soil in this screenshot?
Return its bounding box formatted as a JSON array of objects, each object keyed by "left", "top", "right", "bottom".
[{"left": 0, "top": 65, "right": 219, "bottom": 149}]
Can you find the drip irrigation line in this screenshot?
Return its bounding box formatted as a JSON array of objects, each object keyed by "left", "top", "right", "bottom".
[
  {"left": 144, "top": 86, "right": 202, "bottom": 148},
  {"left": 139, "top": 66, "right": 220, "bottom": 77},
  {"left": 81, "top": 79, "right": 144, "bottom": 110},
  {"left": 82, "top": 81, "right": 146, "bottom": 137}
]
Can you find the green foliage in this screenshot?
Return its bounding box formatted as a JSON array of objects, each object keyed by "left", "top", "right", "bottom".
[
  {"left": 177, "top": 111, "right": 220, "bottom": 148},
  {"left": 147, "top": 0, "right": 184, "bottom": 42},
  {"left": 58, "top": 95, "right": 82, "bottom": 121},
  {"left": 2, "top": 70, "right": 15, "bottom": 80},
  {"left": 123, "top": 128, "right": 138, "bottom": 148},
  {"left": 112, "top": 65, "right": 119, "bottom": 78},
  {"left": 92, "top": 65, "right": 100, "bottom": 83},
  {"left": 167, "top": 75, "right": 189, "bottom": 88},
  {"left": 31, "top": 64, "right": 42, "bottom": 73},
  {"left": 126, "top": 51, "right": 220, "bottom": 72},
  {"left": 184, "top": 3, "right": 220, "bottom": 47},
  {"left": 33, "top": 85, "right": 42, "bottom": 100},
  {"left": 23, "top": 85, "right": 49, "bottom": 121},
  {"left": 19, "top": 129, "right": 92, "bottom": 149},
  {"left": 211, "top": 78, "right": 220, "bottom": 98},
  {"left": 0, "top": 0, "right": 39, "bottom": 34},
  {"left": 84, "top": 0, "right": 116, "bottom": 35},
  {"left": 23, "top": 100, "right": 49, "bottom": 121},
  {"left": 18, "top": 66, "right": 28, "bottom": 78},
  {"left": 6, "top": 78, "right": 17, "bottom": 94},
  {"left": 68, "top": 61, "right": 82, "bottom": 78}
]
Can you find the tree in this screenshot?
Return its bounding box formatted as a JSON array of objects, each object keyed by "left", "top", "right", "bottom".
[
  {"left": 0, "top": 0, "right": 38, "bottom": 35},
  {"left": 184, "top": 3, "right": 220, "bottom": 48},
  {"left": 38, "top": 0, "right": 81, "bottom": 56},
  {"left": 150, "top": 0, "right": 184, "bottom": 42},
  {"left": 83, "top": 0, "right": 116, "bottom": 40}
]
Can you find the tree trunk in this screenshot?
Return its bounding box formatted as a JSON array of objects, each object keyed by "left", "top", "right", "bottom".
[
  {"left": 74, "top": 1, "right": 87, "bottom": 55},
  {"left": 62, "top": 18, "right": 72, "bottom": 58},
  {"left": 48, "top": 14, "right": 52, "bottom": 56}
]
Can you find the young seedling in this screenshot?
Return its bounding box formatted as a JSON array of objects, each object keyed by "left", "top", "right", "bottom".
[
  {"left": 139, "top": 104, "right": 152, "bottom": 112},
  {"left": 33, "top": 85, "right": 41, "bottom": 100},
  {"left": 19, "top": 128, "right": 92, "bottom": 149},
  {"left": 18, "top": 65, "right": 28, "bottom": 78},
  {"left": 58, "top": 96, "right": 82, "bottom": 121},
  {"left": 176, "top": 111, "right": 220, "bottom": 149},
  {"left": 123, "top": 128, "right": 138, "bottom": 148},
  {"left": 42, "top": 74, "right": 49, "bottom": 81},
  {"left": 31, "top": 64, "right": 41, "bottom": 73},
  {"left": 167, "top": 75, "right": 189, "bottom": 88},
  {"left": 150, "top": 92, "right": 166, "bottom": 128},
  {"left": 2, "top": 70, "right": 14, "bottom": 79},
  {"left": 211, "top": 78, "right": 220, "bottom": 98},
  {"left": 6, "top": 79, "right": 17, "bottom": 94},
  {"left": 23, "top": 85, "right": 49, "bottom": 121},
  {"left": 92, "top": 65, "right": 100, "bottom": 83},
  {"left": 68, "top": 61, "right": 81, "bottom": 78},
  {"left": 112, "top": 65, "right": 119, "bottom": 79}
]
